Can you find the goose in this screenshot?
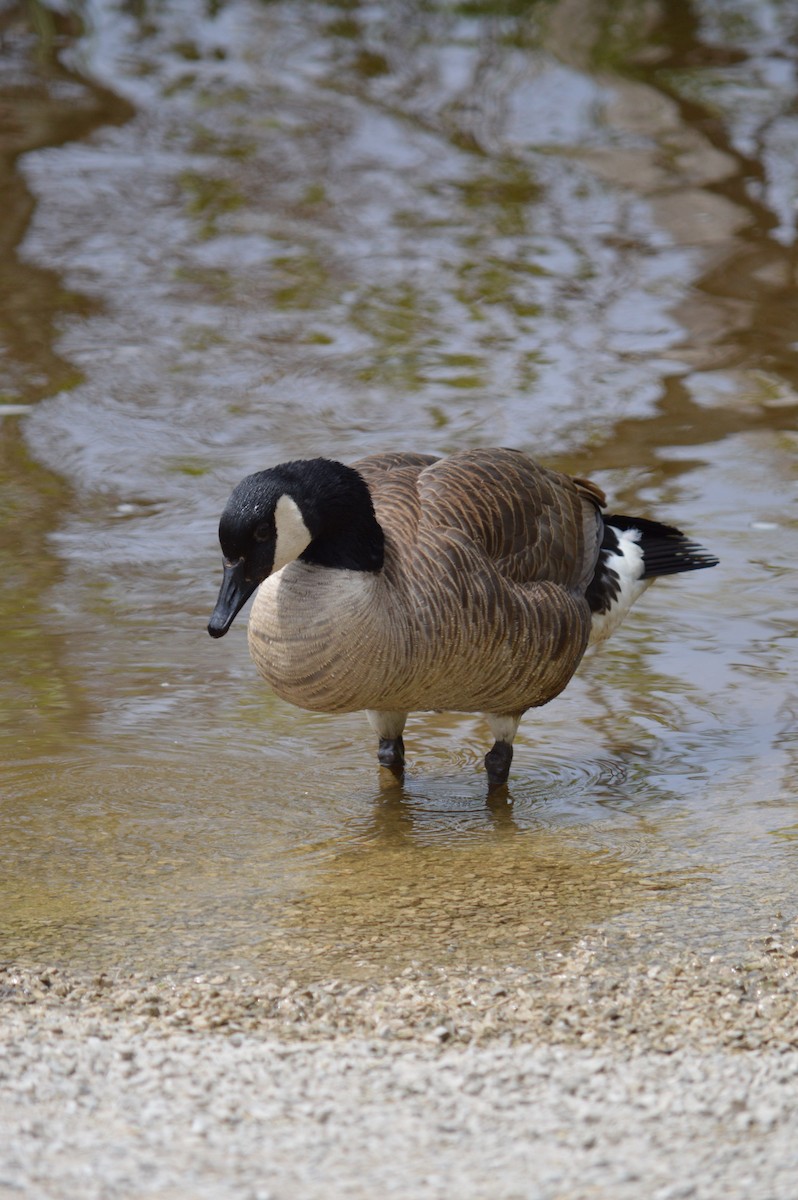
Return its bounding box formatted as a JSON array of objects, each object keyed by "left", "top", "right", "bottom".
[{"left": 208, "top": 448, "right": 717, "bottom": 786}]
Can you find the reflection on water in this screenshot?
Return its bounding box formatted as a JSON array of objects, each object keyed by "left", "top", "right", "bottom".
[
  {"left": 0, "top": 735, "right": 701, "bottom": 978},
  {"left": 0, "top": 422, "right": 85, "bottom": 751},
  {"left": 257, "top": 808, "right": 658, "bottom": 983},
  {"left": 0, "top": 1, "right": 131, "bottom": 404},
  {"left": 0, "top": 0, "right": 797, "bottom": 982}
]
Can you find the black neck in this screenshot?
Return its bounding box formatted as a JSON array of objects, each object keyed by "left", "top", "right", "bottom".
[
  {"left": 291, "top": 459, "right": 385, "bottom": 572},
  {"left": 300, "top": 524, "right": 384, "bottom": 571}
]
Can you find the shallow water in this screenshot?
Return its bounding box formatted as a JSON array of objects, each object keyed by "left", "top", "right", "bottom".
[{"left": 1, "top": 0, "right": 796, "bottom": 982}]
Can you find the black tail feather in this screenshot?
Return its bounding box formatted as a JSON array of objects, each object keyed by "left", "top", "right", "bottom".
[{"left": 607, "top": 514, "right": 719, "bottom": 579}]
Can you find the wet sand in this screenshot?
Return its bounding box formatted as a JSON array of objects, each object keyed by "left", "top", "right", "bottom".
[{"left": 3, "top": 922, "right": 798, "bottom": 1198}]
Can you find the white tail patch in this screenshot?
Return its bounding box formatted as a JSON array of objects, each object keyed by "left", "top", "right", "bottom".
[
  {"left": 586, "top": 526, "right": 650, "bottom": 654},
  {"left": 272, "top": 494, "right": 313, "bottom": 573}
]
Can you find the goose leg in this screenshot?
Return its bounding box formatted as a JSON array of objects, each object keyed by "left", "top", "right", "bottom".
[
  {"left": 483, "top": 713, "right": 522, "bottom": 788},
  {"left": 366, "top": 709, "right": 408, "bottom": 773},
  {"left": 485, "top": 740, "right": 513, "bottom": 786},
  {"left": 378, "top": 736, "right": 405, "bottom": 769}
]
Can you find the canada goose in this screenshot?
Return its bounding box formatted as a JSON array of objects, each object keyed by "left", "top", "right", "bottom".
[{"left": 208, "top": 449, "right": 717, "bottom": 786}]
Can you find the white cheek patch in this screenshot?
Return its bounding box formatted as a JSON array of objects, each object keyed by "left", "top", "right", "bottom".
[{"left": 272, "top": 494, "right": 312, "bottom": 572}]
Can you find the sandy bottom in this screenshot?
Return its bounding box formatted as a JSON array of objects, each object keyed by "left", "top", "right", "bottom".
[{"left": 3, "top": 924, "right": 798, "bottom": 1199}]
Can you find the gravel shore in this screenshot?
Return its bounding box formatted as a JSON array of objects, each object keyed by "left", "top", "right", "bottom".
[{"left": 3, "top": 924, "right": 798, "bottom": 1198}]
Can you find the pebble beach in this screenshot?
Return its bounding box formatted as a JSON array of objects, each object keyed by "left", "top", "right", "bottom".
[{"left": 4, "top": 923, "right": 798, "bottom": 1198}]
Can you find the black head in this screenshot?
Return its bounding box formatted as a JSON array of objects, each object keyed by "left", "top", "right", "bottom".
[{"left": 207, "top": 458, "right": 384, "bottom": 638}]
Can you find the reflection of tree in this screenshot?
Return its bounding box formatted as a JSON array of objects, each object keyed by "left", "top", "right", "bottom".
[
  {"left": 315, "top": 0, "right": 798, "bottom": 456},
  {"left": 538, "top": 0, "right": 798, "bottom": 475},
  {"left": 0, "top": 5, "right": 128, "bottom": 753},
  {"left": 0, "top": 1, "right": 132, "bottom": 403},
  {"left": 0, "top": 425, "right": 88, "bottom": 752},
  {"left": 645, "top": 1, "right": 798, "bottom": 401}
]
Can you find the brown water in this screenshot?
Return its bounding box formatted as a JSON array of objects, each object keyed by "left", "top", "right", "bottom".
[{"left": 1, "top": 0, "right": 796, "bottom": 982}]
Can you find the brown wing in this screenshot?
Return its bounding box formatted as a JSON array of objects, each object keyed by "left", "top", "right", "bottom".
[
  {"left": 415, "top": 448, "right": 604, "bottom": 592},
  {"left": 352, "top": 452, "right": 439, "bottom": 548}
]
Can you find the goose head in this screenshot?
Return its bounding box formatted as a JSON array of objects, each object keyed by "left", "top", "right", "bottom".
[{"left": 207, "top": 457, "right": 384, "bottom": 638}]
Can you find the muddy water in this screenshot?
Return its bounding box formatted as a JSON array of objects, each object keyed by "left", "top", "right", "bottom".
[{"left": 1, "top": 0, "right": 796, "bottom": 982}]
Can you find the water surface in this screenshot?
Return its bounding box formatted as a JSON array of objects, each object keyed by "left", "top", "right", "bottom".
[{"left": 1, "top": 0, "right": 797, "bottom": 982}]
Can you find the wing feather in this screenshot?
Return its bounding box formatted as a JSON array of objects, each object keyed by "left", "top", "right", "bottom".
[{"left": 412, "top": 448, "right": 603, "bottom": 590}]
